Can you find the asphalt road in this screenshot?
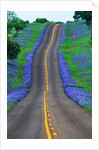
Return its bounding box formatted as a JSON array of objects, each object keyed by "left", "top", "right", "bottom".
[{"left": 7, "top": 24, "right": 92, "bottom": 139}]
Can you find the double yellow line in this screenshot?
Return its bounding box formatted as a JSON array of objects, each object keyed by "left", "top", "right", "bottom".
[{"left": 44, "top": 24, "right": 59, "bottom": 139}]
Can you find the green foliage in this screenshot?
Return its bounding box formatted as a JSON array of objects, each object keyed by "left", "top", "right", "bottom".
[
  {"left": 84, "top": 103, "right": 92, "bottom": 115},
  {"left": 7, "top": 11, "right": 29, "bottom": 34},
  {"left": 7, "top": 28, "right": 16, "bottom": 40},
  {"left": 55, "top": 21, "right": 64, "bottom": 24},
  {"left": 10, "top": 23, "right": 48, "bottom": 87},
  {"left": 7, "top": 11, "right": 17, "bottom": 22},
  {"left": 89, "top": 39, "right": 92, "bottom": 46},
  {"left": 7, "top": 22, "right": 13, "bottom": 32},
  {"left": 82, "top": 11, "right": 92, "bottom": 25},
  {"left": 10, "top": 17, "right": 28, "bottom": 31},
  {"left": 60, "top": 21, "right": 92, "bottom": 93},
  {"left": 7, "top": 37, "right": 20, "bottom": 59},
  {"left": 7, "top": 102, "right": 15, "bottom": 111},
  {"left": 67, "top": 21, "right": 71, "bottom": 23},
  {"left": 59, "top": 21, "right": 92, "bottom": 114},
  {"left": 73, "top": 11, "right": 92, "bottom": 25},
  {"left": 73, "top": 11, "right": 82, "bottom": 20},
  {"left": 35, "top": 18, "right": 49, "bottom": 23},
  {"left": 14, "top": 22, "right": 24, "bottom": 31}
]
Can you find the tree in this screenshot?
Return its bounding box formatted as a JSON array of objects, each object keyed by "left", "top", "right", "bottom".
[
  {"left": 81, "top": 11, "right": 92, "bottom": 25},
  {"left": 56, "top": 21, "right": 64, "bottom": 24},
  {"left": 73, "top": 11, "right": 82, "bottom": 20},
  {"left": 7, "top": 37, "right": 20, "bottom": 59},
  {"left": 7, "top": 22, "right": 13, "bottom": 32},
  {"left": 7, "top": 12, "right": 29, "bottom": 33},
  {"left": 7, "top": 11, "right": 17, "bottom": 22},
  {"left": 35, "top": 18, "right": 49, "bottom": 23},
  {"left": 9, "top": 17, "right": 28, "bottom": 31},
  {"left": 25, "top": 20, "right": 29, "bottom": 24},
  {"left": 73, "top": 11, "right": 92, "bottom": 39},
  {"left": 73, "top": 11, "right": 92, "bottom": 25},
  {"left": 7, "top": 13, "right": 19, "bottom": 32}
]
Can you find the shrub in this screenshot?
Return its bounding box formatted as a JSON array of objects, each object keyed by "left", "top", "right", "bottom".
[
  {"left": 35, "top": 18, "right": 49, "bottom": 23},
  {"left": 55, "top": 21, "right": 64, "bottom": 24},
  {"left": 7, "top": 37, "right": 20, "bottom": 59}
]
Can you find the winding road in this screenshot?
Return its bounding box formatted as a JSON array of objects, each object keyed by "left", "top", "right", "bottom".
[{"left": 7, "top": 24, "right": 92, "bottom": 139}]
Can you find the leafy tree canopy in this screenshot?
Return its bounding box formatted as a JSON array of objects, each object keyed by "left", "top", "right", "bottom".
[
  {"left": 34, "top": 18, "right": 49, "bottom": 23},
  {"left": 7, "top": 11, "right": 17, "bottom": 22},
  {"left": 7, "top": 11, "right": 29, "bottom": 32},
  {"left": 7, "top": 37, "right": 20, "bottom": 59},
  {"left": 55, "top": 21, "right": 64, "bottom": 24},
  {"left": 73, "top": 11, "right": 82, "bottom": 20},
  {"left": 73, "top": 11, "right": 92, "bottom": 24}
]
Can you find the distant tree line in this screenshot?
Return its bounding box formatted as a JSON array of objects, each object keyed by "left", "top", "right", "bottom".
[
  {"left": 33, "top": 17, "right": 64, "bottom": 24},
  {"left": 33, "top": 18, "right": 49, "bottom": 23}
]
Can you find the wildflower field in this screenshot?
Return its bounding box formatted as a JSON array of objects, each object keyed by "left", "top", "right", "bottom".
[
  {"left": 7, "top": 20, "right": 92, "bottom": 114},
  {"left": 7, "top": 23, "right": 49, "bottom": 111},
  {"left": 58, "top": 20, "right": 92, "bottom": 114}
]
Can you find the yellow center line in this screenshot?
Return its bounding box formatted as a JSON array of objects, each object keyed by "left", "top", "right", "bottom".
[{"left": 44, "top": 24, "right": 59, "bottom": 139}]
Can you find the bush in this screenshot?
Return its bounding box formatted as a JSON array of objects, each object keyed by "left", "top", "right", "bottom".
[
  {"left": 7, "top": 37, "right": 20, "bottom": 59},
  {"left": 35, "top": 18, "right": 49, "bottom": 23},
  {"left": 7, "top": 22, "right": 13, "bottom": 32},
  {"left": 7, "top": 15, "right": 29, "bottom": 33},
  {"left": 73, "top": 11, "right": 92, "bottom": 25},
  {"left": 14, "top": 22, "right": 24, "bottom": 31},
  {"left": 67, "top": 21, "right": 71, "bottom": 23},
  {"left": 56, "top": 21, "right": 64, "bottom": 24}
]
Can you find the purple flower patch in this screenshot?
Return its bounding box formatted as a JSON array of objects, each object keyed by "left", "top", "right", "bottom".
[
  {"left": 7, "top": 23, "right": 49, "bottom": 106},
  {"left": 58, "top": 22, "right": 92, "bottom": 110},
  {"left": 65, "top": 87, "right": 92, "bottom": 107}
]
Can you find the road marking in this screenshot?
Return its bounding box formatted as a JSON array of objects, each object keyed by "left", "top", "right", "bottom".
[
  {"left": 53, "top": 132, "right": 57, "bottom": 136},
  {"left": 44, "top": 24, "right": 59, "bottom": 139}
]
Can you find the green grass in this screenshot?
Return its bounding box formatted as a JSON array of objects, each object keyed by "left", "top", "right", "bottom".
[
  {"left": 8, "top": 23, "right": 48, "bottom": 88},
  {"left": 7, "top": 102, "right": 15, "bottom": 111},
  {"left": 84, "top": 103, "right": 92, "bottom": 115},
  {"left": 60, "top": 21, "right": 92, "bottom": 93},
  {"left": 59, "top": 21, "right": 92, "bottom": 114}
]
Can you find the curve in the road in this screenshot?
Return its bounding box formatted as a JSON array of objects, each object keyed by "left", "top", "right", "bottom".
[
  {"left": 47, "top": 24, "right": 92, "bottom": 139},
  {"left": 44, "top": 24, "right": 59, "bottom": 139},
  {"left": 7, "top": 23, "right": 92, "bottom": 139},
  {"left": 7, "top": 24, "right": 56, "bottom": 139}
]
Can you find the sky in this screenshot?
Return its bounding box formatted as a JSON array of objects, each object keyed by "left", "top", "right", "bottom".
[{"left": 14, "top": 11, "right": 74, "bottom": 23}]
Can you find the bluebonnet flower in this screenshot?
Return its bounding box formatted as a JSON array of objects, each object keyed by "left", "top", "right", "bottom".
[
  {"left": 7, "top": 23, "right": 49, "bottom": 107},
  {"left": 12, "top": 23, "right": 37, "bottom": 48},
  {"left": 69, "top": 22, "right": 90, "bottom": 43},
  {"left": 79, "top": 73, "right": 91, "bottom": 78},
  {"left": 61, "top": 23, "right": 69, "bottom": 43},
  {"left": 64, "top": 87, "right": 92, "bottom": 107},
  {"left": 7, "top": 59, "right": 18, "bottom": 89},
  {"left": 58, "top": 52, "right": 77, "bottom": 88},
  {"left": 86, "top": 78, "right": 92, "bottom": 83},
  {"left": 58, "top": 22, "right": 92, "bottom": 109}
]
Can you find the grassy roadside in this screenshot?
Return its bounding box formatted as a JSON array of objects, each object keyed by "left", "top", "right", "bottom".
[
  {"left": 7, "top": 23, "right": 49, "bottom": 111},
  {"left": 62, "top": 21, "right": 92, "bottom": 93},
  {"left": 8, "top": 23, "right": 48, "bottom": 88},
  {"left": 59, "top": 20, "right": 92, "bottom": 114}
]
